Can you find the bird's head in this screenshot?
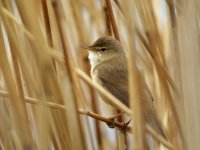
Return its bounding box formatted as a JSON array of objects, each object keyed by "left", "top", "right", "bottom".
[{"left": 80, "top": 36, "right": 124, "bottom": 66}]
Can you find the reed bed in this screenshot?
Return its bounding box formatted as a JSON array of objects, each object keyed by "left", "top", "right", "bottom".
[{"left": 0, "top": 0, "right": 199, "bottom": 149}]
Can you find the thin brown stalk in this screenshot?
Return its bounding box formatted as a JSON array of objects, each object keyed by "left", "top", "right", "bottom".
[
  {"left": 135, "top": 1, "right": 184, "bottom": 148},
  {"left": 0, "top": 2, "right": 34, "bottom": 146},
  {"left": 52, "top": 1, "right": 88, "bottom": 149},
  {"left": 136, "top": 29, "right": 179, "bottom": 95},
  {"left": 0, "top": 90, "right": 66, "bottom": 110},
  {"left": 166, "top": 1, "right": 187, "bottom": 148},
  {"left": 41, "top": 0, "right": 57, "bottom": 72},
  {"left": 146, "top": 125, "right": 174, "bottom": 149},
  {"left": 113, "top": 0, "right": 123, "bottom": 13},
  {"left": 15, "top": 0, "right": 73, "bottom": 149},
  {"left": 79, "top": 109, "right": 132, "bottom": 133},
  {"left": 104, "top": 0, "right": 120, "bottom": 41},
  {"left": 123, "top": 1, "right": 146, "bottom": 149},
  {"left": 0, "top": 22, "right": 30, "bottom": 149},
  {"left": 41, "top": 0, "right": 53, "bottom": 47},
  {"left": 103, "top": 5, "right": 112, "bottom": 36}
]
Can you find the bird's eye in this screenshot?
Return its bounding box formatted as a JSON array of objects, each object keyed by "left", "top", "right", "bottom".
[{"left": 100, "top": 48, "right": 106, "bottom": 52}]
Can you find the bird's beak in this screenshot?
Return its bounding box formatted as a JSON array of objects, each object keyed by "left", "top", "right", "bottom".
[{"left": 79, "top": 45, "right": 95, "bottom": 51}]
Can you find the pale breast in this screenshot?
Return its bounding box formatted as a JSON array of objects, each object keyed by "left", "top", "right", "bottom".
[
  {"left": 91, "top": 68, "right": 102, "bottom": 85},
  {"left": 88, "top": 51, "right": 102, "bottom": 68},
  {"left": 88, "top": 51, "right": 103, "bottom": 84}
]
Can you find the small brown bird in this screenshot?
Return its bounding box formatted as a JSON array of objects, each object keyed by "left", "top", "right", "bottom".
[{"left": 81, "top": 36, "right": 166, "bottom": 137}]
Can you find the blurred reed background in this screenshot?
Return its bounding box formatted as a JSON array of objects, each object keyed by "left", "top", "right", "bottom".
[{"left": 0, "top": 0, "right": 199, "bottom": 149}]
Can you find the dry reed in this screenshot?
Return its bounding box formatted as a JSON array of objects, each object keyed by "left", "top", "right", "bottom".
[{"left": 0, "top": 0, "right": 199, "bottom": 150}]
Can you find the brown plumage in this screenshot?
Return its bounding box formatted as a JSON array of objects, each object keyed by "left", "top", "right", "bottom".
[{"left": 81, "top": 36, "right": 166, "bottom": 138}]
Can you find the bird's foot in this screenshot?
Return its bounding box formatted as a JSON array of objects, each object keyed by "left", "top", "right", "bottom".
[
  {"left": 107, "top": 118, "right": 115, "bottom": 128},
  {"left": 120, "top": 119, "right": 132, "bottom": 134},
  {"left": 106, "top": 112, "right": 125, "bottom": 128}
]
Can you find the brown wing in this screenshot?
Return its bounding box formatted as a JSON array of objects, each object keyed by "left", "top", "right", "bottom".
[
  {"left": 97, "top": 63, "right": 129, "bottom": 106},
  {"left": 97, "top": 62, "right": 166, "bottom": 138},
  {"left": 99, "top": 77, "right": 129, "bottom": 106}
]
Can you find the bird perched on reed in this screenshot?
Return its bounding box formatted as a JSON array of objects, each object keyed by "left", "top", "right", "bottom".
[{"left": 80, "top": 36, "right": 166, "bottom": 137}]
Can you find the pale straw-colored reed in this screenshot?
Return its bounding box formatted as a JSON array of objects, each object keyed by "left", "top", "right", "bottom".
[{"left": 0, "top": 0, "right": 199, "bottom": 150}]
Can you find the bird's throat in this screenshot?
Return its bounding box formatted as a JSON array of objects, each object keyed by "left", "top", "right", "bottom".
[{"left": 88, "top": 51, "right": 102, "bottom": 69}]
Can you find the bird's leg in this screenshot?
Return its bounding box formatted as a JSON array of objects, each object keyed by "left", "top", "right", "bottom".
[{"left": 106, "top": 112, "right": 125, "bottom": 128}]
